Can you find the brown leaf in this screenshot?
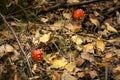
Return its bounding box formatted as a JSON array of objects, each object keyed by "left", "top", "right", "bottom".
[
  {"left": 41, "top": 17, "right": 49, "bottom": 23},
  {"left": 83, "top": 43, "right": 94, "bottom": 53},
  {"left": 65, "top": 22, "right": 81, "bottom": 33},
  {"left": 96, "top": 38, "right": 105, "bottom": 52},
  {"left": 0, "top": 44, "right": 20, "bottom": 61},
  {"left": 113, "top": 64, "right": 120, "bottom": 73},
  {"left": 81, "top": 52, "right": 95, "bottom": 62},
  {"left": 89, "top": 70, "right": 98, "bottom": 79},
  {"left": 50, "top": 21, "right": 64, "bottom": 31},
  {"left": 61, "top": 71, "right": 77, "bottom": 80},
  {"left": 89, "top": 14, "right": 100, "bottom": 26},
  {"left": 77, "top": 72, "right": 85, "bottom": 78},
  {"left": 115, "top": 49, "right": 120, "bottom": 57},
  {"left": 0, "top": 30, "right": 13, "bottom": 38},
  {"left": 52, "top": 71, "right": 61, "bottom": 80},
  {"left": 0, "top": 64, "right": 4, "bottom": 78},
  {"left": 63, "top": 12, "right": 72, "bottom": 19},
  {"left": 76, "top": 56, "right": 85, "bottom": 67},
  {"left": 102, "top": 53, "right": 113, "bottom": 62},
  {"left": 105, "top": 23, "right": 117, "bottom": 33},
  {"left": 114, "top": 74, "right": 120, "bottom": 80}
]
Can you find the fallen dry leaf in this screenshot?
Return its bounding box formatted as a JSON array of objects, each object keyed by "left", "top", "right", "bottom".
[
  {"left": 61, "top": 71, "right": 77, "bottom": 80},
  {"left": 39, "top": 32, "right": 51, "bottom": 43},
  {"left": 0, "top": 30, "right": 13, "bottom": 38},
  {"left": 89, "top": 70, "right": 98, "bottom": 79},
  {"left": 63, "top": 12, "right": 71, "bottom": 19},
  {"left": 50, "top": 21, "right": 64, "bottom": 31},
  {"left": 0, "top": 64, "right": 4, "bottom": 78},
  {"left": 96, "top": 38, "right": 105, "bottom": 52},
  {"left": 76, "top": 56, "right": 85, "bottom": 67},
  {"left": 96, "top": 62, "right": 108, "bottom": 67},
  {"left": 102, "top": 53, "right": 113, "bottom": 63},
  {"left": 75, "top": 45, "right": 83, "bottom": 51},
  {"left": 65, "top": 61, "right": 76, "bottom": 72},
  {"left": 32, "top": 29, "right": 41, "bottom": 44},
  {"left": 77, "top": 72, "right": 85, "bottom": 78},
  {"left": 65, "top": 22, "right": 81, "bottom": 33},
  {"left": 40, "top": 17, "right": 48, "bottom": 23},
  {"left": 71, "top": 35, "right": 83, "bottom": 45},
  {"left": 89, "top": 14, "right": 100, "bottom": 26},
  {"left": 115, "top": 49, "right": 120, "bottom": 57},
  {"left": 113, "top": 64, "right": 120, "bottom": 73},
  {"left": 83, "top": 43, "right": 94, "bottom": 53},
  {"left": 113, "top": 65, "right": 120, "bottom": 80},
  {"left": 50, "top": 57, "right": 68, "bottom": 68},
  {"left": 52, "top": 71, "right": 61, "bottom": 80},
  {"left": 67, "top": 0, "right": 79, "bottom": 3},
  {"left": 94, "top": 11, "right": 100, "bottom": 16},
  {"left": 32, "top": 64, "right": 37, "bottom": 74},
  {"left": 81, "top": 52, "right": 95, "bottom": 62},
  {"left": 114, "top": 74, "right": 120, "bottom": 80},
  {"left": 105, "top": 23, "right": 117, "bottom": 33},
  {"left": 0, "top": 44, "right": 20, "bottom": 61},
  {"left": 116, "top": 11, "right": 120, "bottom": 24}
]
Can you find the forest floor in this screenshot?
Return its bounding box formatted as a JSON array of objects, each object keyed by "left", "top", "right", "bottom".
[{"left": 0, "top": 0, "right": 120, "bottom": 80}]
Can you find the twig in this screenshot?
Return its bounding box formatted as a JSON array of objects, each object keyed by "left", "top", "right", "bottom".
[
  {"left": 37, "top": 0, "right": 101, "bottom": 15},
  {"left": 0, "top": 13, "right": 33, "bottom": 77},
  {"left": 37, "top": 0, "right": 66, "bottom": 15},
  {"left": 64, "top": 0, "right": 100, "bottom": 7},
  {"left": 105, "top": 66, "right": 108, "bottom": 80}
]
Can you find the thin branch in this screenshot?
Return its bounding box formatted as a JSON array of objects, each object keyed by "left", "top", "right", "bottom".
[
  {"left": 64, "top": 0, "right": 100, "bottom": 7},
  {"left": 105, "top": 66, "right": 108, "bottom": 80},
  {"left": 0, "top": 12, "right": 33, "bottom": 77},
  {"left": 37, "top": 0, "right": 101, "bottom": 15}
]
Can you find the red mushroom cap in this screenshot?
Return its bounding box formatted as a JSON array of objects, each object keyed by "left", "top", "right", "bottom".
[
  {"left": 73, "top": 9, "right": 85, "bottom": 20},
  {"left": 31, "top": 49, "right": 43, "bottom": 62}
]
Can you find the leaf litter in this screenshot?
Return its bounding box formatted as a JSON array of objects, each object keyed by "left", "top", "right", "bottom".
[{"left": 0, "top": 0, "right": 120, "bottom": 80}]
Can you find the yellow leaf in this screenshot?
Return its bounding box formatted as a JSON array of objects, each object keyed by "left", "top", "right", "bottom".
[
  {"left": 50, "top": 57, "right": 68, "bottom": 68},
  {"left": 96, "top": 62, "right": 108, "bottom": 67},
  {"left": 65, "top": 62, "right": 76, "bottom": 72},
  {"left": 39, "top": 32, "right": 51, "bottom": 43},
  {"left": 105, "top": 23, "right": 117, "bottom": 33},
  {"left": 71, "top": 35, "right": 83, "bottom": 45},
  {"left": 75, "top": 45, "right": 83, "bottom": 51},
  {"left": 83, "top": 43, "right": 94, "bottom": 53},
  {"left": 96, "top": 38, "right": 105, "bottom": 52}
]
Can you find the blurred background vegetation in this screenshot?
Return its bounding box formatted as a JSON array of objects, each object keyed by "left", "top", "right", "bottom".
[{"left": 0, "top": 0, "right": 28, "bottom": 14}]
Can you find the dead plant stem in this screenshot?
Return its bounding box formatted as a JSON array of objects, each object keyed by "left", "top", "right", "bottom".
[{"left": 0, "top": 12, "right": 33, "bottom": 77}]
